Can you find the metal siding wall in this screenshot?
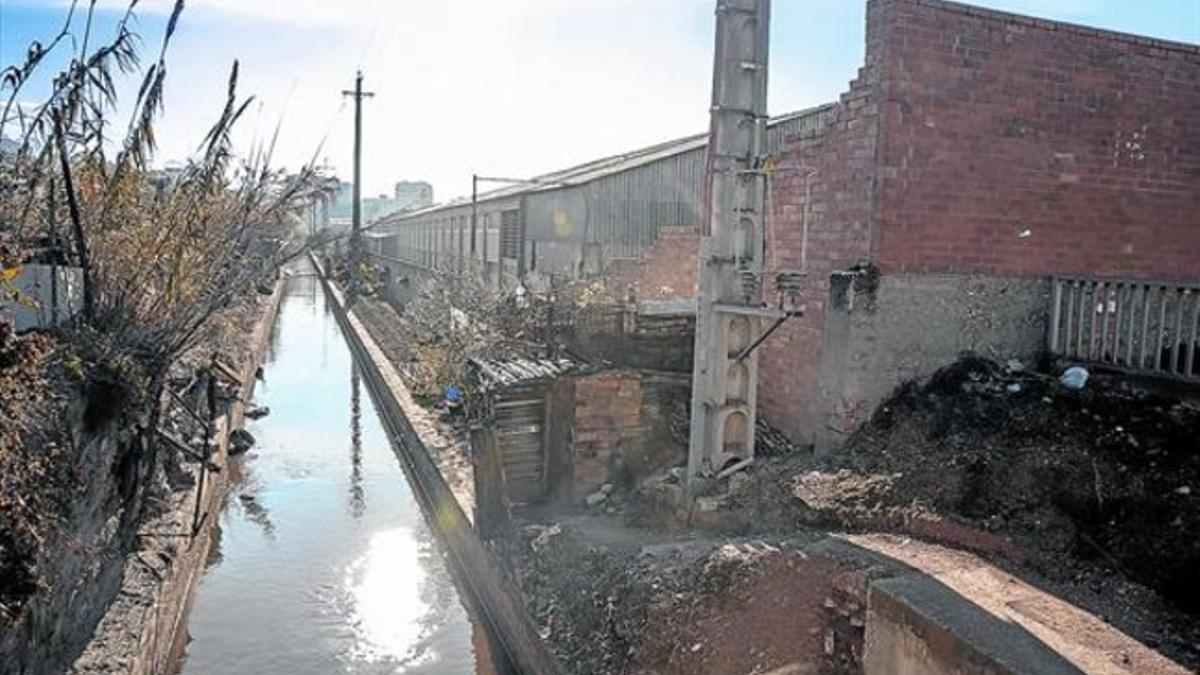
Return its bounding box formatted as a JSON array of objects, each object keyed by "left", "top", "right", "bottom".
[
  {"left": 578, "top": 107, "right": 830, "bottom": 261},
  {"left": 366, "top": 106, "right": 834, "bottom": 273},
  {"left": 580, "top": 146, "right": 707, "bottom": 261}
]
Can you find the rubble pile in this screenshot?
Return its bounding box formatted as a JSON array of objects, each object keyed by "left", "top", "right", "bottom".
[
  {"left": 501, "top": 523, "right": 763, "bottom": 667},
  {"left": 790, "top": 357, "right": 1200, "bottom": 616},
  {"left": 503, "top": 524, "right": 843, "bottom": 674}
]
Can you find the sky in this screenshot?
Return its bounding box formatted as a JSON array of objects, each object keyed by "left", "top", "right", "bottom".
[{"left": 2, "top": 0, "right": 1198, "bottom": 202}]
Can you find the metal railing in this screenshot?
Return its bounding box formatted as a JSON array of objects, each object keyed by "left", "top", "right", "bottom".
[{"left": 1049, "top": 276, "right": 1200, "bottom": 381}]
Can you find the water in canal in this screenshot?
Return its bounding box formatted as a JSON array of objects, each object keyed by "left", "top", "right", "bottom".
[{"left": 176, "top": 272, "right": 488, "bottom": 675}]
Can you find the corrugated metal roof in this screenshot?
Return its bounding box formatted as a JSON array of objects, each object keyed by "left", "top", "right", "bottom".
[
  {"left": 378, "top": 103, "right": 836, "bottom": 226},
  {"left": 469, "top": 356, "right": 578, "bottom": 387}
]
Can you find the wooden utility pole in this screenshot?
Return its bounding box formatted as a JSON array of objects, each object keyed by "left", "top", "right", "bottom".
[
  {"left": 53, "top": 110, "right": 93, "bottom": 323},
  {"left": 342, "top": 71, "right": 375, "bottom": 284}
]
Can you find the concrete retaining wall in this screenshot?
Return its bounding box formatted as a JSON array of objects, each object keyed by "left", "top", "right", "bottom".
[
  {"left": 364, "top": 252, "right": 433, "bottom": 307},
  {"left": 864, "top": 575, "right": 1083, "bottom": 675},
  {"left": 817, "top": 273, "right": 1049, "bottom": 449},
  {"left": 850, "top": 534, "right": 1190, "bottom": 674}
]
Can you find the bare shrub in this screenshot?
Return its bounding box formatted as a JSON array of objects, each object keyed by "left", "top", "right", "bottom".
[
  {"left": 359, "top": 264, "right": 615, "bottom": 401},
  {"left": 0, "top": 0, "right": 331, "bottom": 620}
]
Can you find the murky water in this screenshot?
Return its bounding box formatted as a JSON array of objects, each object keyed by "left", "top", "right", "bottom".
[{"left": 176, "top": 273, "right": 488, "bottom": 675}]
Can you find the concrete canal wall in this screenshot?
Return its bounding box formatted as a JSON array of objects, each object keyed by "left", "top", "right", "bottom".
[{"left": 312, "top": 254, "right": 563, "bottom": 675}]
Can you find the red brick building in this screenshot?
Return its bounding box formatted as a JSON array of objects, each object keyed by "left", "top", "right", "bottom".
[{"left": 757, "top": 0, "right": 1200, "bottom": 449}]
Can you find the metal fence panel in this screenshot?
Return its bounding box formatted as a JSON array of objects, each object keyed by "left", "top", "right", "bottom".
[{"left": 1048, "top": 276, "right": 1200, "bottom": 381}]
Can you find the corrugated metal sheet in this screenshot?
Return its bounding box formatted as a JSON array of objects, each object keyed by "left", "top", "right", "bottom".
[
  {"left": 565, "top": 103, "right": 836, "bottom": 260},
  {"left": 577, "top": 146, "right": 706, "bottom": 259},
  {"left": 471, "top": 357, "right": 577, "bottom": 388},
  {"left": 370, "top": 103, "right": 838, "bottom": 271}
]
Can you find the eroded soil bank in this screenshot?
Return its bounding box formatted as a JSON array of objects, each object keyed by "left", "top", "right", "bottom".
[{"left": 1, "top": 283, "right": 282, "bottom": 675}]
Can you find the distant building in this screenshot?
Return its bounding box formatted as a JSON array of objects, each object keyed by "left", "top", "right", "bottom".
[
  {"left": 328, "top": 179, "right": 434, "bottom": 227},
  {"left": 394, "top": 181, "right": 434, "bottom": 210},
  {"left": 148, "top": 164, "right": 187, "bottom": 199}
]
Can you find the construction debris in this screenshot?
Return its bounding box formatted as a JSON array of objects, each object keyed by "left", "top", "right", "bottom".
[
  {"left": 502, "top": 523, "right": 847, "bottom": 675},
  {"left": 727, "top": 357, "right": 1200, "bottom": 639},
  {"left": 1060, "top": 366, "right": 1090, "bottom": 390}
]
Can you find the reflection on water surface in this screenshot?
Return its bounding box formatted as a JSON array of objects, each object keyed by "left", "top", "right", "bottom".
[{"left": 176, "top": 272, "right": 484, "bottom": 675}]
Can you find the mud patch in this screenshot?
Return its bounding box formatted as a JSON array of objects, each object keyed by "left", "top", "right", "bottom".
[{"left": 503, "top": 521, "right": 858, "bottom": 674}]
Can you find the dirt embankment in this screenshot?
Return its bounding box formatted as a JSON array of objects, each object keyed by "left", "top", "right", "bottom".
[
  {"left": 725, "top": 357, "right": 1200, "bottom": 666},
  {"left": 500, "top": 357, "right": 1200, "bottom": 673},
  {"left": 801, "top": 358, "right": 1199, "bottom": 609},
  {"left": 0, "top": 287, "right": 279, "bottom": 675},
  {"left": 500, "top": 521, "right": 860, "bottom": 675}
]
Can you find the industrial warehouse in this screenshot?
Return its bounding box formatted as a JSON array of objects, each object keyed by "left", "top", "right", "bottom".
[{"left": 364, "top": 106, "right": 835, "bottom": 286}]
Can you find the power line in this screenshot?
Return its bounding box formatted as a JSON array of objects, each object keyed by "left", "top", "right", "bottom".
[
  {"left": 306, "top": 97, "right": 349, "bottom": 169},
  {"left": 360, "top": 6, "right": 401, "bottom": 74},
  {"left": 356, "top": 0, "right": 386, "bottom": 70}
]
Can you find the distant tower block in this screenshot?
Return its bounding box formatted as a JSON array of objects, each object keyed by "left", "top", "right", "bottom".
[{"left": 394, "top": 181, "right": 434, "bottom": 210}]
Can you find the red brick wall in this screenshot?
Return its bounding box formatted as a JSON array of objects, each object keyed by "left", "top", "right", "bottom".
[
  {"left": 569, "top": 370, "right": 687, "bottom": 496},
  {"left": 601, "top": 0, "right": 1200, "bottom": 447},
  {"left": 571, "top": 371, "right": 643, "bottom": 495},
  {"left": 760, "top": 0, "right": 1200, "bottom": 446},
  {"left": 876, "top": 0, "right": 1200, "bottom": 281},
  {"left": 606, "top": 225, "right": 700, "bottom": 300},
  {"left": 758, "top": 0, "right": 893, "bottom": 444}
]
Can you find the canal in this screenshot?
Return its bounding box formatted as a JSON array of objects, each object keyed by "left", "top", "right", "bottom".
[{"left": 175, "top": 271, "right": 490, "bottom": 675}]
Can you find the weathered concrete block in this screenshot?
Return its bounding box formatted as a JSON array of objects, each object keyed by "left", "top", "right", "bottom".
[{"left": 864, "top": 575, "right": 1082, "bottom": 675}]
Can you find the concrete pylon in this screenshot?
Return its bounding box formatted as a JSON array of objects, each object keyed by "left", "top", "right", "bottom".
[{"left": 687, "top": 0, "right": 772, "bottom": 485}]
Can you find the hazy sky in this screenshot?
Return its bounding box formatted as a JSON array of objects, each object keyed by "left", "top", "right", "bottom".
[{"left": 2, "top": 0, "right": 1197, "bottom": 201}]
